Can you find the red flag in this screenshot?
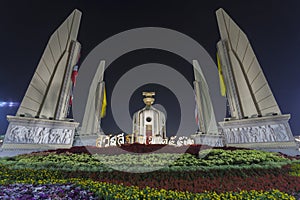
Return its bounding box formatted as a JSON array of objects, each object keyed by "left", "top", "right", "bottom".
[
  {"left": 69, "top": 95, "right": 73, "bottom": 106},
  {"left": 71, "top": 65, "right": 78, "bottom": 86},
  {"left": 69, "top": 65, "right": 78, "bottom": 106}
]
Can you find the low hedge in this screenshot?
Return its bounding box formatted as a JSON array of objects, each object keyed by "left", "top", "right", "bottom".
[
  {"left": 198, "top": 149, "right": 288, "bottom": 166},
  {"left": 0, "top": 149, "right": 289, "bottom": 172}
]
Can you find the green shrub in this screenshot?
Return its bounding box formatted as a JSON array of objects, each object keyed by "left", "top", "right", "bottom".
[
  {"left": 198, "top": 149, "right": 288, "bottom": 166},
  {"left": 0, "top": 149, "right": 290, "bottom": 172}
]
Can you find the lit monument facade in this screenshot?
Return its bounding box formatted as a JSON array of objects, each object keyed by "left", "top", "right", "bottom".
[
  {"left": 2, "top": 10, "right": 81, "bottom": 149},
  {"left": 132, "top": 92, "right": 167, "bottom": 144},
  {"left": 1, "top": 8, "right": 298, "bottom": 154},
  {"left": 216, "top": 8, "right": 297, "bottom": 151},
  {"left": 74, "top": 60, "right": 106, "bottom": 146},
  {"left": 192, "top": 60, "right": 224, "bottom": 146}
]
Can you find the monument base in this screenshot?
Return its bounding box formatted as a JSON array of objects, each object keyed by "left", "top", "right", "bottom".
[
  {"left": 2, "top": 116, "right": 79, "bottom": 150},
  {"left": 219, "top": 114, "right": 299, "bottom": 155},
  {"left": 225, "top": 141, "right": 297, "bottom": 149},
  {"left": 73, "top": 134, "right": 100, "bottom": 146},
  {"left": 191, "top": 133, "right": 224, "bottom": 147}
]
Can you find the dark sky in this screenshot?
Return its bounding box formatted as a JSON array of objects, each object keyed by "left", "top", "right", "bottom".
[{"left": 0, "top": 1, "right": 299, "bottom": 136}]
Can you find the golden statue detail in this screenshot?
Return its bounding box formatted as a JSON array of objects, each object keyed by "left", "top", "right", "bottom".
[{"left": 143, "top": 92, "right": 155, "bottom": 106}]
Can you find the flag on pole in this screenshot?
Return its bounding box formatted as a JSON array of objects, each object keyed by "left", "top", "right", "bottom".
[
  {"left": 69, "top": 65, "right": 79, "bottom": 106},
  {"left": 216, "top": 53, "right": 226, "bottom": 96},
  {"left": 71, "top": 65, "right": 79, "bottom": 86},
  {"left": 100, "top": 87, "right": 107, "bottom": 118},
  {"left": 69, "top": 95, "right": 73, "bottom": 106}
]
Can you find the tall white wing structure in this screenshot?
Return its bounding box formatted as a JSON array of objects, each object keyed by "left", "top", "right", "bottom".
[
  {"left": 217, "top": 8, "right": 298, "bottom": 154},
  {"left": 216, "top": 8, "right": 281, "bottom": 119},
  {"left": 17, "top": 9, "right": 82, "bottom": 120},
  {"left": 3, "top": 10, "right": 81, "bottom": 150},
  {"left": 79, "top": 60, "right": 105, "bottom": 136},
  {"left": 191, "top": 60, "right": 223, "bottom": 147},
  {"left": 193, "top": 60, "right": 218, "bottom": 134}
]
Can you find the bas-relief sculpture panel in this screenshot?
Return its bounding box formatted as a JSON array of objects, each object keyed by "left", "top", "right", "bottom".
[
  {"left": 224, "top": 124, "right": 292, "bottom": 144},
  {"left": 4, "top": 125, "right": 73, "bottom": 145}
]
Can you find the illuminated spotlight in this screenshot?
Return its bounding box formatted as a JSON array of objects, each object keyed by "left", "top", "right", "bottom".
[{"left": 0, "top": 101, "right": 19, "bottom": 108}]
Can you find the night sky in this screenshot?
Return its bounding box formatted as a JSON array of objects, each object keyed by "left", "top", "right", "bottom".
[{"left": 0, "top": 1, "right": 299, "bottom": 136}]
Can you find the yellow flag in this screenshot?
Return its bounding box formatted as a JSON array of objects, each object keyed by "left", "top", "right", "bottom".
[
  {"left": 101, "top": 87, "right": 107, "bottom": 118},
  {"left": 217, "top": 53, "right": 226, "bottom": 96}
]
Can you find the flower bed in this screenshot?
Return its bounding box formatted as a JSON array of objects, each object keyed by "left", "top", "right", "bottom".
[
  {"left": 0, "top": 183, "right": 97, "bottom": 199},
  {"left": 290, "top": 163, "right": 300, "bottom": 177},
  {"left": 1, "top": 162, "right": 300, "bottom": 195},
  {"left": 1, "top": 147, "right": 299, "bottom": 199},
  {"left": 1, "top": 149, "right": 290, "bottom": 172},
  {"left": 0, "top": 177, "right": 296, "bottom": 200}
]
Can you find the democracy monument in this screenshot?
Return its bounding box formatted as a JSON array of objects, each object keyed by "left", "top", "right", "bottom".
[{"left": 1, "top": 8, "right": 298, "bottom": 154}]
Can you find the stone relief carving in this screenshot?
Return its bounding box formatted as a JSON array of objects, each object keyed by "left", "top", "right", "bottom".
[
  {"left": 224, "top": 124, "right": 291, "bottom": 144},
  {"left": 5, "top": 125, "right": 73, "bottom": 145}
]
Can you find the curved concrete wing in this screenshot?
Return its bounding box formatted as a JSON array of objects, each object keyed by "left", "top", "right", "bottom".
[
  {"left": 17, "top": 9, "right": 82, "bottom": 120},
  {"left": 216, "top": 8, "right": 281, "bottom": 118}
]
